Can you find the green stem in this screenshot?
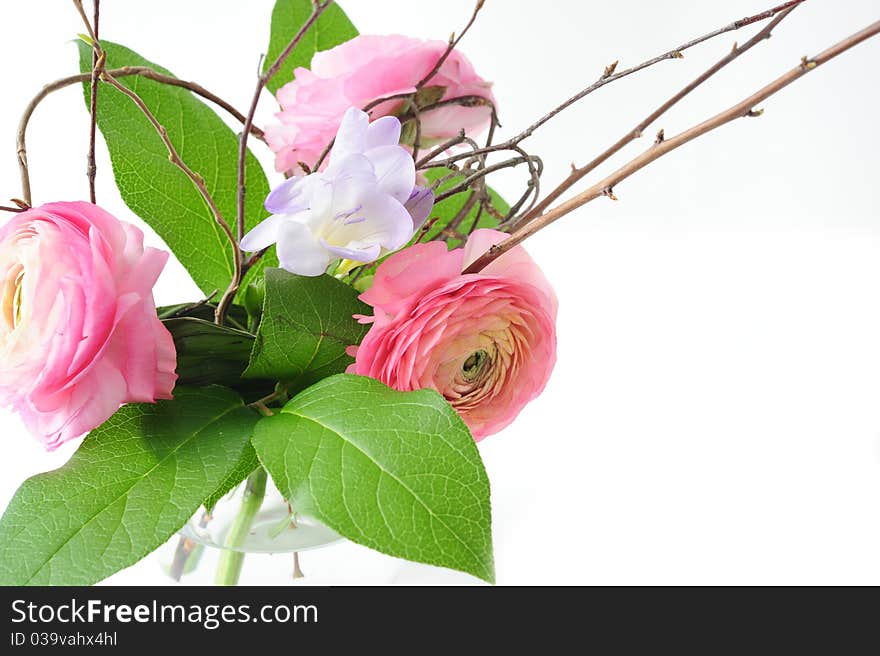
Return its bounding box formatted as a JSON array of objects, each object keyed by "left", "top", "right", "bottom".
[{"left": 214, "top": 467, "right": 267, "bottom": 586}]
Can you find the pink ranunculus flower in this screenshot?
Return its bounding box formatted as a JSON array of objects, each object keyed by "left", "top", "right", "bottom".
[
  {"left": 0, "top": 202, "right": 177, "bottom": 450},
  {"left": 265, "top": 34, "right": 496, "bottom": 175},
  {"left": 348, "top": 229, "right": 557, "bottom": 440}
]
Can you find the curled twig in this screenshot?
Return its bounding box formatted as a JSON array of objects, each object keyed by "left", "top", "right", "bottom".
[
  {"left": 97, "top": 70, "right": 241, "bottom": 324},
  {"left": 15, "top": 66, "right": 265, "bottom": 207}
]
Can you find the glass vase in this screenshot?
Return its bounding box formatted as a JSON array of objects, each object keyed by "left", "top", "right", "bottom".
[{"left": 160, "top": 468, "right": 341, "bottom": 585}]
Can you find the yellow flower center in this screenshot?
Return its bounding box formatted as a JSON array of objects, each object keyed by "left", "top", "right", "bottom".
[{"left": 12, "top": 269, "right": 24, "bottom": 329}]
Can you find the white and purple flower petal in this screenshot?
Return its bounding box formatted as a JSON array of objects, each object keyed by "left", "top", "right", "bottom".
[
  {"left": 404, "top": 186, "right": 434, "bottom": 230},
  {"left": 246, "top": 107, "right": 424, "bottom": 277},
  {"left": 275, "top": 221, "right": 332, "bottom": 277},
  {"left": 367, "top": 145, "right": 416, "bottom": 204}
]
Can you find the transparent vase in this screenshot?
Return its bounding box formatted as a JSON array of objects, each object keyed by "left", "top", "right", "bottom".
[{"left": 159, "top": 468, "right": 342, "bottom": 585}]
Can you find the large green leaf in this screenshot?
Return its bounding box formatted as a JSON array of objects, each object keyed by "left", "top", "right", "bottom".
[
  {"left": 252, "top": 374, "right": 494, "bottom": 583},
  {"left": 244, "top": 268, "right": 369, "bottom": 390},
  {"left": 0, "top": 387, "right": 259, "bottom": 586},
  {"left": 264, "top": 0, "right": 358, "bottom": 95},
  {"left": 78, "top": 41, "right": 276, "bottom": 296}
]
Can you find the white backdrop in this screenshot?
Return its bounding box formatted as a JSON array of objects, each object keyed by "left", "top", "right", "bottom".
[{"left": 0, "top": 0, "right": 878, "bottom": 585}]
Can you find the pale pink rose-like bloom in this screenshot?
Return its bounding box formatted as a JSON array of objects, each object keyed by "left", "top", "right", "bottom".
[
  {"left": 348, "top": 229, "right": 557, "bottom": 440},
  {"left": 266, "top": 34, "right": 496, "bottom": 175},
  {"left": 0, "top": 202, "right": 177, "bottom": 450}
]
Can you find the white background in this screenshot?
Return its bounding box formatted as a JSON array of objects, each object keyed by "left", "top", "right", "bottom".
[{"left": 0, "top": 0, "right": 878, "bottom": 585}]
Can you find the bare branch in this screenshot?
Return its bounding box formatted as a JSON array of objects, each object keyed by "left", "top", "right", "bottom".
[
  {"left": 516, "top": 3, "right": 801, "bottom": 226},
  {"left": 97, "top": 70, "right": 241, "bottom": 324},
  {"left": 415, "top": 0, "right": 485, "bottom": 90},
  {"left": 236, "top": 0, "right": 333, "bottom": 244},
  {"left": 463, "top": 19, "right": 880, "bottom": 274},
  {"left": 86, "top": 0, "right": 101, "bottom": 204},
  {"left": 435, "top": 0, "right": 806, "bottom": 173},
  {"left": 15, "top": 67, "right": 265, "bottom": 207}
]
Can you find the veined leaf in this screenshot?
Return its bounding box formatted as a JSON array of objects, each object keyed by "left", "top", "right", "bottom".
[
  {"left": 0, "top": 387, "right": 259, "bottom": 586},
  {"left": 252, "top": 374, "right": 494, "bottom": 583},
  {"left": 77, "top": 40, "right": 276, "bottom": 297},
  {"left": 264, "top": 0, "right": 358, "bottom": 95},
  {"left": 204, "top": 443, "right": 260, "bottom": 512},
  {"left": 244, "top": 269, "right": 369, "bottom": 391}
]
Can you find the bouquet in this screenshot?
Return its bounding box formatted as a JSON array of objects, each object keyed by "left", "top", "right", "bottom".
[{"left": 0, "top": 0, "right": 876, "bottom": 586}]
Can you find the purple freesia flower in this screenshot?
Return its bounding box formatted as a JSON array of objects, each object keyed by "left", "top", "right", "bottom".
[{"left": 241, "top": 107, "right": 434, "bottom": 277}]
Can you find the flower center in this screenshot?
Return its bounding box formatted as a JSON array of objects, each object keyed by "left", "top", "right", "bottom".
[
  {"left": 2, "top": 264, "right": 25, "bottom": 332},
  {"left": 12, "top": 269, "right": 24, "bottom": 329},
  {"left": 461, "top": 349, "right": 490, "bottom": 383}
]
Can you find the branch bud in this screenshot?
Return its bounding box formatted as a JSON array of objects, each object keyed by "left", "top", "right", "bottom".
[{"left": 602, "top": 60, "right": 619, "bottom": 79}]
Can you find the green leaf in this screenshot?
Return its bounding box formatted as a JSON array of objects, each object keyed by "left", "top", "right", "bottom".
[
  {"left": 244, "top": 269, "right": 370, "bottom": 390},
  {"left": 162, "top": 317, "right": 255, "bottom": 387},
  {"left": 264, "top": 0, "right": 358, "bottom": 95},
  {"left": 0, "top": 387, "right": 259, "bottom": 586},
  {"left": 77, "top": 40, "right": 276, "bottom": 297},
  {"left": 421, "top": 167, "right": 510, "bottom": 248},
  {"left": 157, "top": 301, "right": 248, "bottom": 327},
  {"left": 251, "top": 374, "right": 494, "bottom": 583},
  {"left": 204, "top": 443, "right": 260, "bottom": 512}
]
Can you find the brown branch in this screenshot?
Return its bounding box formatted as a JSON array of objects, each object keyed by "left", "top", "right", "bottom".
[
  {"left": 463, "top": 19, "right": 880, "bottom": 274},
  {"left": 98, "top": 70, "right": 241, "bottom": 324},
  {"left": 433, "top": 152, "right": 541, "bottom": 203},
  {"left": 415, "top": 130, "right": 478, "bottom": 168},
  {"left": 236, "top": 0, "right": 333, "bottom": 242},
  {"left": 232, "top": 1, "right": 334, "bottom": 289},
  {"left": 516, "top": 3, "right": 801, "bottom": 226},
  {"left": 436, "top": 0, "right": 806, "bottom": 171},
  {"left": 86, "top": 0, "right": 100, "bottom": 204},
  {"left": 415, "top": 0, "right": 485, "bottom": 89},
  {"left": 15, "top": 67, "right": 264, "bottom": 207}
]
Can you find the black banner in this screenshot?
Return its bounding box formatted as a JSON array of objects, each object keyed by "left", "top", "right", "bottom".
[{"left": 0, "top": 585, "right": 874, "bottom": 650}]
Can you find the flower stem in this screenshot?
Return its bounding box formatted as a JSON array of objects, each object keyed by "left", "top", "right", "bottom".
[{"left": 214, "top": 467, "right": 267, "bottom": 586}]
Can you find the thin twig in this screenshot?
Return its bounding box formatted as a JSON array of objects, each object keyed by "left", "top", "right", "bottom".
[
  {"left": 72, "top": 0, "right": 97, "bottom": 42},
  {"left": 232, "top": 1, "right": 333, "bottom": 290},
  {"left": 415, "top": 0, "right": 485, "bottom": 90},
  {"left": 415, "top": 130, "right": 476, "bottom": 168},
  {"left": 432, "top": 0, "right": 806, "bottom": 172},
  {"left": 236, "top": 1, "right": 333, "bottom": 241},
  {"left": 228, "top": 1, "right": 333, "bottom": 322},
  {"left": 411, "top": 102, "right": 422, "bottom": 162},
  {"left": 16, "top": 67, "right": 264, "bottom": 207},
  {"left": 86, "top": 0, "right": 100, "bottom": 204},
  {"left": 434, "top": 154, "right": 540, "bottom": 203},
  {"left": 515, "top": 3, "right": 801, "bottom": 226},
  {"left": 463, "top": 20, "right": 880, "bottom": 274}
]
